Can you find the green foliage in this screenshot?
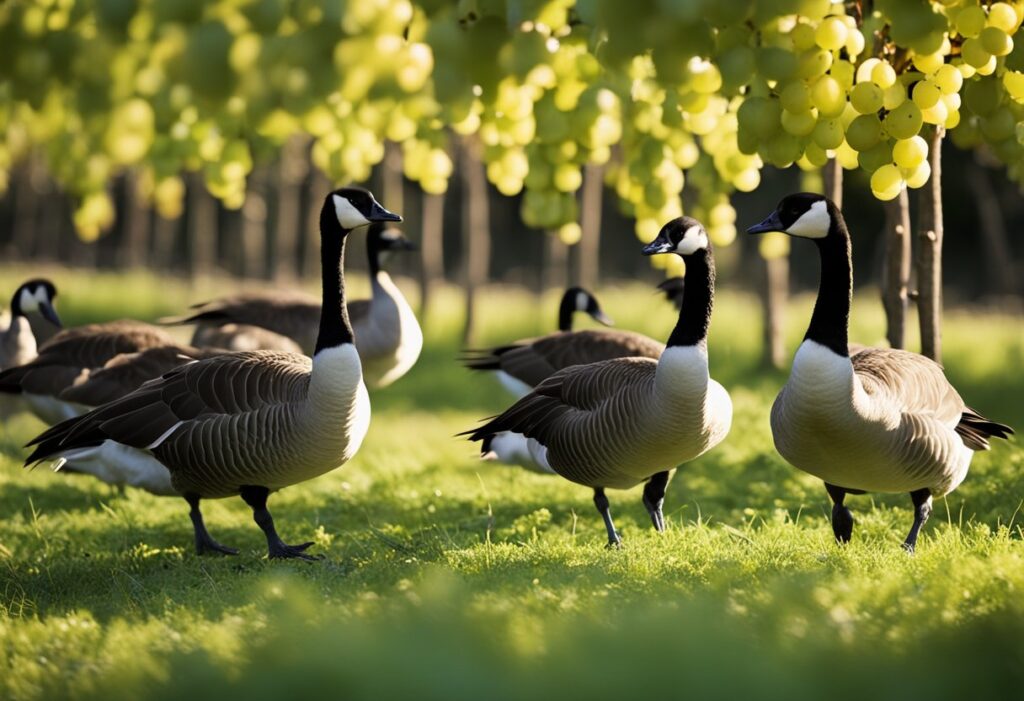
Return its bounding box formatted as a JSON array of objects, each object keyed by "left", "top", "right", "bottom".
[{"left": 0, "top": 273, "right": 1022, "bottom": 699}]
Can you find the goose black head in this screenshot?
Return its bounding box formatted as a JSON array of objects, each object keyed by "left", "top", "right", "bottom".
[
  {"left": 368, "top": 223, "right": 417, "bottom": 254},
  {"left": 11, "top": 279, "right": 60, "bottom": 326},
  {"left": 747, "top": 192, "right": 835, "bottom": 239},
  {"left": 642, "top": 217, "right": 710, "bottom": 258},
  {"left": 327, "top": 187, "right": 402, "bottom": 234},
  {"left": 559, "top": 286, "right": 613, "bottom": 329}
]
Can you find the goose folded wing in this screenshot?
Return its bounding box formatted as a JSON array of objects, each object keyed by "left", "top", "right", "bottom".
[
  {"left": 852, "top": 347, "right": 965, "bottom": 425},
  {"left": 58, "top": 346, "right": 208, "bottom": 407}
]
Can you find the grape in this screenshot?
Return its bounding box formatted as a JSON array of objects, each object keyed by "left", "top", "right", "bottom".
[
  {"left": 933, "top": 64, "right": 963, "bottom": 94},
  {"left": 870, "top": 163, "right": 903, "bottom": 201},
  {"left": 733, "top": 168, "right": 760, "bottom": 192},
  {"left": 790, "top": 22, "right": 817, "bottom": 51},
  {"left": 859, "top": 140, "right": 894, "bottom": 173},
  {"left": 921, "top": 99, "right": 948, "bottom": 126},
  {"left": 845, "top": 28, "right": 866, "bottom": 58},
  {"left": 903, "top": 160, "right": 931, "bottom": 189},
  {"left": 892, "top": 135, "right": 928, "bottom": 168},
  {"left": 780, "top": 81, "right": 812, "bottom": 113},
  {"left": 882, "top": 84, "right": 906, "bottom": 110},
  {"left": 797, "top": 49, "right": 833, "bottom": 80},
  {"left": 955, "top": 6, "right": 987, "bottom": 38},
  {"left": 834, "top": 140, "right": 860, "bottom": 169},
  {"left": 962, "top": 38, "right": 993, "bottom": 68},
  {"left": 781, "top": 108, "right": 817, "bottom": 136},
  {"left": 803, "top": 141, "right": 829, "bottom": 167},
  {"left": 912, "top": 51, "right": 944, "bottom": 75},
  {"left": 980, "top": 27, "right": 1013, "bottom": 57},
  {"left": 815, "top": 17, "right": 848, "bottom": 51},
  {"left": 850, "top": 82, "right": 883, "bottom": 113},
  {"left": 1004, "top": 71, "right": 1024, "bottom": 101},
  {"left": 856, "top": 57, "right": 880, "bottom": 83},
  {"left": 846, "top": 114, "right": 883, "bottom": 151},
  {"left": 811, "top": 117, "right": 843, "bottom": 149},
  {"left": 988, "top": 3, "right": 1020, "bottom": 33},
  {"left": 758, "top": 47, "right": 798, "bottom": 82},
  {"left": 884, "top": 101, "right": 923, "bottom": 139},
  {"left": 912, "top": 80, "right": 942, "bottom": 110},
  {"left": 810, "top": 75, "right": 845, "bottom": 117},
  {"left": 870, "top": 60, "right": 897, "bottom": 88},
  {"left": 558, "top": 222, "right": 582, "bottom": 245},
  {"left": 737, "top": 96, "right": 781, "bottom": 139}
]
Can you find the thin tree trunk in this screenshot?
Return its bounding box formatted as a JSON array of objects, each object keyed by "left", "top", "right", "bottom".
[
  {"left": 119, "top": 170, "right": 151, "bottom": 268},
  {"left": 152, "top": 212, "right": 181, "bottom": 274},
  {"left": 762, "top": 255, "right": 788, "bottom": 369},
  {"left": 382, "top": 142, "right": 405, "bottom": 218},
  {"left": 11, "top": 162, "right": 39, "bottom": 260},
  {"left": 303, "top": 169, "right": 332, "bottom": 278},
  {"left": 187, "top": 172, "right": 218, "bottom": 279},
  {"left": 273, "top": 136, "right": 309, "bottom": 281},
  {"left": 823, "top": 157, "right": 842, "bottom": 207},
  {"left": 577, "top": 164, "right": 604, "bottom": 290},
  {"left": 418, "top": 191, "right": 445, "bottom": 319},
  {"left": 242, "top": 172, "right": 269, "bottom": 280},
  {"left": 460, "top": 138, "right": 490, "bottom": 345},
  {"left": 917, "top": 126, "right": 944, "bottom": 362},
  {"left": 544, "top": 233, "right": 568, "bottom": 292},
  {"left": 881, "top": 189, "right": 912, "bottom": 349},
  {"left": 966, "top": 160, "right": 1016, "bottom": 297}
]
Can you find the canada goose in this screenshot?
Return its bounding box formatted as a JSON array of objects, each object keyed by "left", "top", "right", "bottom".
[
  {"left": 1, "top": 279, "right": 62, "bottom": 371},
  {"left": 463, "top": 218, "right": 732, "bottom": 545},
  {"left": 25, "top": 187, "right": 401, "bottom": 559},
  {"left": 461, "top": 286, "right": 658, "bottom": 400},
  {"left": 167, "top": 224, "right": 421, "bottom": 387},
  {"left": 0, "top": 319, "right": 180, "bottom": 425},
  {"left": 747, "top": 193, "right": 1013, "bottom": 552}
]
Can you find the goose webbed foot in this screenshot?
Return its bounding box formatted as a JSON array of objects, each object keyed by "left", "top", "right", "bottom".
[
  {"left": 902, "top": 488, "right": 933, "bottom": 554},
  {"left": 240, "top": 485, "right": 323, "bottom": 561},
  {"left": 642, "top": 471, "right": 670, "bottom": 532},
  {"left": 825, "top": 483, "right": 854, "bottom": 544},
  {"left": 186, "top": 494, "right": 239, "bottom": 556},
  {"left": 593, "top": 488, "right": 622, "bottom": 548}
]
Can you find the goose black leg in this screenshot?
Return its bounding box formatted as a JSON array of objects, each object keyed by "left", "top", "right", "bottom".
[
  {"left": 902, "top": 488, "right": 933, "bottom": 554},
  {"left": 239, "top": 485, "right": 321, "bottom": 561},
  {"left": 593, "top": 488, "right": 622, "bottom": 548},
  {"left": 185, "top": 493, "right": 238, "bottom": 556},
  {"left": 642, "top": 471, "right": 670, "bottom": 532},
  {"left": 825, "top": 482, "right": 854, "bottom": 544}
]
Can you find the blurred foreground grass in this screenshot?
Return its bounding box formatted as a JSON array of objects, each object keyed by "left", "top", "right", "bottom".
[{"left": 0, "top": 267, "right": 1022, "bottom": 699}]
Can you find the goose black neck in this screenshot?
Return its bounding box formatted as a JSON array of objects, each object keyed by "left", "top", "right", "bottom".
[
  {"left": 667, "top": 248, "right": 714, "bottom": 348},
  {"left": 367, "top": 223, "right": 383, "bottom": 278},
  {"left": 557, "top": 292, "right": 576, "bottom": 331},
  {"left": 806, "top": 206, "right": 851, "bottom": 357},
  {"left": 315, "top": 207, "right": 355, "bottom": 354}
]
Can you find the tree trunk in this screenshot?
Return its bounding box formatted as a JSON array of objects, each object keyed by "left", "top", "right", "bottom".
[
  {"left": 187, "top": 172, "right": 218, "bottom": 279},
  {"left": 966, "top": 159, "right": 1016, "bottom": 297},
  {"left": 822, "top": 157, "right": 842, "bottom": 208},
  {"left": 917, "top": 126, "right": 944, "bottom": 362},
  {"left": 152, "top": 212, "right": 181, "bottom": 274},
  {"left": 460, "top": 138, "right": 491, "bottom": 345},
  {"left": 10, "top": 162, "right": 39, "bottom": 260},
  {"left": 303, "top": 169, "right": 332, "bottom": 278},
  {"left": 576, "top": 164, "right": 604, "bottom": 290},
  {"left": 544, "top": 232, "right": 568, "bottom": 293},
  {"left": 881, "top": 189, "right": 912, "bottom": 349},
  {"left": 273, "top": 135, "right": 309, "bottom": 282},
  {"left": 762, "top": 255, "right": 789, "bottom": 369},
  {"left": 381, "top": 142, "right": 405, "bottom": 218},
  {"left": 242, "top": 172, "right": 270, "bottom": 280},
  {"left": 418, "top": 191, "right": 445, "bottom": 319},
  {"left": 119, "top": 170, "right": 151, "bottom": 268}
]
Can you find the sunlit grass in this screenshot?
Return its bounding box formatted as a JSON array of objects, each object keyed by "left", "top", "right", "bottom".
[{"left": 0, "top": 268, "right": 1022, "bottom": 699}]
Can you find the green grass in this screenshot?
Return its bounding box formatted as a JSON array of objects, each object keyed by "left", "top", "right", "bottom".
[{"left": 1, "top": 269, "right": 1023, "bottom": 699}]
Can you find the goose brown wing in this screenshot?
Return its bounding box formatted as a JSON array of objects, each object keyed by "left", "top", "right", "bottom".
[
  {"left": 168, "top": 293, "right": 321, "bottom": 345},
  {"left": 26, "top": 351, "right": 311, "bottom": 466},
  {"left": 852, "top": 347, "right": 965, "bottom": 425},
  {"left": 192, "top": 324, "right": 304, "bottom": 354}
]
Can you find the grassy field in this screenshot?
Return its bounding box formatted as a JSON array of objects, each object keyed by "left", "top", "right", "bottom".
[{"left": 1, "top": 267, "right": 1022, "bottom": 699}]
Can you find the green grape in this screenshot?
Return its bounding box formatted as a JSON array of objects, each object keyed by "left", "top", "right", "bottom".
[
  {"left": 780, "top": 81, "right": 813, "bottom": 113},
  {"left": 850, "top": 82, "right": 883, "bottom": 114},
  {"left": 870, "top": 60, "right": 897, "bottom": 88},
  {"left": 764, "top": 133, "right": 803, "bottom": 168},
  {"left": 815, "top": 16, "right": 848, "bottom": 51},
  {"left": 892, "top": 135, "right": 928, "bottom": 168},
  {"left": 797, "top": 48, "right": 833, "bottom": 80},
  {"left": 884, "top": 101, "right": 923, "bottom": 139},
  {"left": 904, "top": 160, "right": 931, "bottom": 189},
  {"left": 811, "top": 117, "right": 843, "bottom": 149},
  {"left": 981, "top": 107, "right": 1016, "bottom": 141},
  {"left": 737, "top": 96, "right": 781, "bottom": 140},
  {"left": 856, "top": 57, "right": 880, "bottom": 83},
  {"left": 912, "top": 80, "right": 942, "bottom": 109},
  {"left": 758, "top": 47, "right": 798, "bottom": 81},
  {"left": 1004, "top": 71, "right": 1024, "bottom": 101},
  {"left": 845, "top": 27, "right": 866, "bottom": 58},
  {"left": 845, "top": 114, "right": 883, "bottom": 151},
  {"left": 955, "top": 5, "right": 987, "bottom": 38},
  {"left": 831, "top": 60, "right": 855, "bottom": 90},
  {"left": 790, "top": 22, "right": 817, "bottom": 51},
  {"left": 988, "top": 3, "right": 1020, "bottom": 33},
  {"left": 810, "top": 75, "right": 845, "bottom": 117},
  {"left": 912, "top": 51, "right": 944, "bottom": 75},
  {"left": 933, "top": 64, "right": 963, "bottom": 94},
  {"left": 964, "top": 77, "right": 1003, "bottom": 116},
  {"left": 717, "top": 45, "right": 756, "bottom": 91},
  {"left": 870, "top": 163, "right": 903, "bottom": 201},
  {"left": 962, "top": 38, "right": 993, "bottom": 68},
  {"left": 732, "top": 168, "right": 760, "bottom": 192},
  {"left": 803, "top": 141, "right": 829, "bottom": 167},
  {"left": 980, "top": 27, "right": 1013, "bottom": 57},
  {"left": 921, "top": 98, "right": 948, "bottom": 126},
  {"left": 781, "top": 108, "right": 817, "bottom": 136},
  {"left": 858, "top": 140, "right": 893, "bottom": 173}
]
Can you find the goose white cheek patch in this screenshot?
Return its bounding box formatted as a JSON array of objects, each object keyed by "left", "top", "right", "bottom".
[
  {"left": 333, "top": 195, "right": 371, "bottom": 230},
  {"left": 675, "top": 226, "right": 709, "bottom": 255},
  {"left": 19, "top": 288, "right": 42, "bottom": 313},
  {"left": 786, "top": 200, "right": 830, "bottom": 239},
  {"left": 575, "top": 291, "right": 589, "bottom": 311}
]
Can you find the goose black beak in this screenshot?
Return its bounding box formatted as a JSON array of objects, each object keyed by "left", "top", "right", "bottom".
[
  {"left": 369, "top": 202, "right": 403, "bottom": 223},
  {"left": 747, "top": 211, "right": 784, "bottom": 235},
  {"left": 642, "top": 240, "right": 674, "bottom": 255},
  {"left": 591, "top": 310, "right": 614, "bottom": 327},
  {"left": 40, "top": 302, "right": 61, "bottom": 327}
]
